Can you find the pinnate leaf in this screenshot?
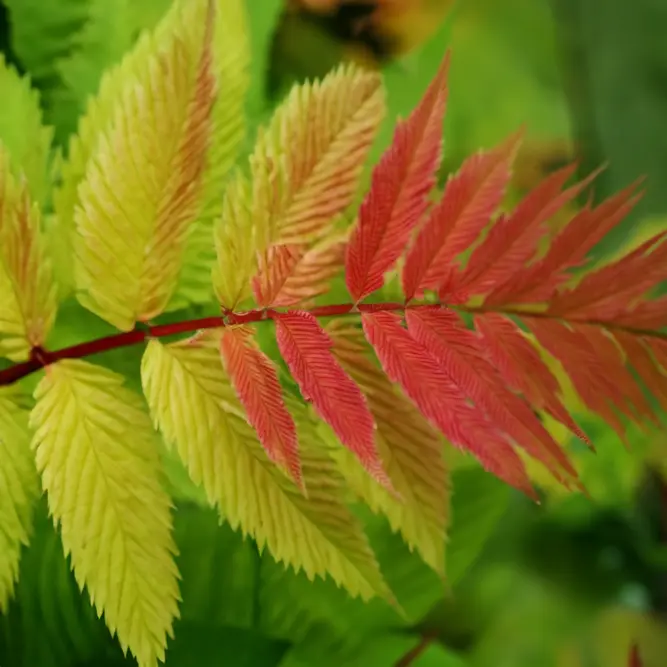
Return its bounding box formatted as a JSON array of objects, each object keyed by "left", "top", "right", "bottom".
[
  {"left": 345, "top": 54, "right": 449, "bottom": 303},
  {"left": 0, "top": 386, "right": 39, "bottom": 613},
  {"left": 74, "top": 0, "right": 216, "bottom": 330},
  {"left": 275, "top": 311, "right": 390, "bottom": 489},
  {"left": 30, "top": 360, "right": 180, "bottom": 667},
  {"left": 327, "top": 320, "right": 450, "bottom": 574},
  {"left": 220, "top": 325, "right": 302, "bottom": 488},
  {"left": 0, "top": 147, "right": 58, "bottom": 361},
  {"left": 141, "top": 335, "right": 392, "bottom": 602},
  {"left": 214, "top": 63, "right": 384, "bottom": 309}
]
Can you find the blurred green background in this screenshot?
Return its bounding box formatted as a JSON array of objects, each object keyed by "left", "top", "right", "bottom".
[{"left": 0, "top": 1, "right": 666, "bottom": 666}]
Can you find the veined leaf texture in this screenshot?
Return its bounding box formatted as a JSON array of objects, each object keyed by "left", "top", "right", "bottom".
[{"left": 0, "top": 0, "right": 665, "bottom": 665}]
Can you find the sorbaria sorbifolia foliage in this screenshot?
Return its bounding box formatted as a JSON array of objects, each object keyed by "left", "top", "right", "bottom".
[{"left": 0, "top": 1, "right": 665, "bottom": 665}]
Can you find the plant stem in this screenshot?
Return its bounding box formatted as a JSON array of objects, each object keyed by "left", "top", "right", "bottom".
[
  {"left": 0, "top": 302, "right": 406, "bottom": 387},
  {"left": 1, "top": 300, "right": 664, "bottom": 388},
  {"left": 394, "top": 632, "right": 439, "bottom": 667}
]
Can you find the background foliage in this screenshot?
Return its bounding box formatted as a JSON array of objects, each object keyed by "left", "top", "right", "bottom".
[{"left": 0, "top": 0, "right": 666, "bottom": 665}]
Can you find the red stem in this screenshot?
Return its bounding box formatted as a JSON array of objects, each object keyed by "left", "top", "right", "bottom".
[
  {"left": 1, "top": 300, "right": 665, "bottom": 388},
  {"left": 0, "top": 302, "right": 406, "bottom": 387}
]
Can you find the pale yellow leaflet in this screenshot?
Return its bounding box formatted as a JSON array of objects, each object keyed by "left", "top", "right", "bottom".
[
  {"left": 73, "top": 0, "right": 216, "bottom": 330},
  {"left": 30, "top": 360, "right": 180, "bottom": 667},
  {"left": 0, "top": 386, "right": 39, "bottom": 612},
  {"left": 327, "top": 320, "right": 450, "bottom": 574},
  {"left": 0, "top": 147, "right": 58, "bottom": 361},
  {"left": 141, "top": 334, "right": 392, "bottom": 601},
  {"left": 213, "top": 64, "right": 385, "bottom": 309}
]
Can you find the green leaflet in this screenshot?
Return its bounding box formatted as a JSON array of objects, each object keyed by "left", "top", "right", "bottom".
[{"left": 0, "top": 54, "right": 53, "bottom": 205}]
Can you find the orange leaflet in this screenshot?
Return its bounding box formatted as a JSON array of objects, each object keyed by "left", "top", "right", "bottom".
[
  {"left": 401, "top": 132, "right": 520, "bottom": 301},
  {"left": 405, "top": 306, "right": 580, "bottom": 488},
  {"left": 274, "top": 311, "right": 392, "bottom": 489},
  {"left": 345, "top": 52, "right": 449, "bottom": 303},
  {"left": 253, "top": 237, "right": 346, "bottom": 308},
  {"left": 361, "top": 310, "right": 536, "bottom": 497},
  {"left": 220, "top": 326, "right": 303, "bottom": 489},
  {"left": 473, "top": 313, "right": 590, "bottom": 447}
]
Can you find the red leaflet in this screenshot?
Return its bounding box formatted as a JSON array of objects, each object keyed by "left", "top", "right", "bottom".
[
  {"left": 548, "top": 230, "right": 667, "bottom": 321},
  {"left": 361, "top": 310, "right": 536, "bottom": 497},
  {"left": 448, "top": 165, "right": 598, "bottom": 300},
  {"left": 220, "top": 326, "right": 302, "bottom": 488},
  {"left": 405, "top": 306, "right": 579, "bottom": 487},
  {"left": 474, "top": 313, "right": 590, "bottom": 447},
  {"left": 274, "top": 311, "right": 391, "bottom": 488},
  {"left": 486, "top": 182, "right": 642, "bottom": 306},
  {"left": 526, "top": 318, "right": 658, "bottom": 442},
  {"left": 345, "top": 53, "right": 449, "bottom": 303},
  {"left": 401, "top": 132, "right": 520, "bottom": 300}
]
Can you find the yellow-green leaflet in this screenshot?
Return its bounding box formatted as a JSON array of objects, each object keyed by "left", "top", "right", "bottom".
[
  {"left": 0, "top": 386, "right": 39, "bottom": 612},
  {"left": 141, "top": 333, "right": 392, "bottom": 602},
  {"left": 53, "top": 0, "right": 249, "bottom": 308},
  {"left": 72, "top": 0, "right": 216, "bottom": 330},
  {"left": 30, "top": 360, "right": 180, "bottom": 667}
]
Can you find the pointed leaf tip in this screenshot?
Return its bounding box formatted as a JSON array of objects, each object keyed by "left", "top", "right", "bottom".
[{"left": 345, "top": 50, "right": 449, "bottom": 302}]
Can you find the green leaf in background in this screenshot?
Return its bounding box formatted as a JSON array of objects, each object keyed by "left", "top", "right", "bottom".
[
  {"left": 175, "top": 505, "right": 260, "bottom": 630},
  {"left": 0, "top": 500, "right": 115, "bottom": 667},
  {"left": 550, "top": 0, "right": 667, "bottom": 254},
  {"left": 244, "top": 0, "right": 283, "bottom": 128},
  {"left": 446, "top": 468, "right": 513, "bottom": 585},
  {"left": 165, "top": 624, "right": 288, "bottom": 667},
  {"left": 445, "top": 0, "right": 570, "bottom": 164},
  {"left": 2, "top": 0, "right": 166, "bottom": 145},
  {"left": 0, "top": 52, "right": 52, "bottom": 204},
  {"left": 280, "top": 631, "right": 467, "bottom": 667}
]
